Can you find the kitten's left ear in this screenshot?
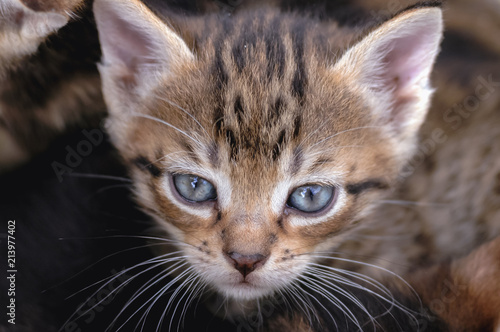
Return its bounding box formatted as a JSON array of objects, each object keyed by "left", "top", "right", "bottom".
[
  {"left": 334, "top": 6, "right": 443, "bottom": 139},
  {"left": 93, "top": 0, "right": 195, "bottom": 111}
]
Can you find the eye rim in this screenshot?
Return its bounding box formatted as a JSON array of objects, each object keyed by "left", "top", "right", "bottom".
[
  {"left": 170, "top": 173, "right": 217, "bottom": 205},
  {"left": 285, "top": 183, "right": 337, "bottom": 216}
]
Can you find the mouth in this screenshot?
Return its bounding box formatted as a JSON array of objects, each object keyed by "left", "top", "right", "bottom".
[{"left": 220, "top": 277, "right": 278, "bottom": 300}]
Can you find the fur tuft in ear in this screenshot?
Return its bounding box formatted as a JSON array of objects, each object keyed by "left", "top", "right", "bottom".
[
  {"left": 334, "top": 7, "right": 443, "bottom": 139},
  {"left": 93, "top": 0, "right": 194, "bottom": 108}
]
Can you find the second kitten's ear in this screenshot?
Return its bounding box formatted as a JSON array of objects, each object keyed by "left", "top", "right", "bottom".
[
  {"left": 0, "top": 0, "right": 69, "bottom": 38},
  {"left": 0, "top": 0, "right": 69, "bottom": 72},
  {"left": 334, "top": 6, "right": 443, "bottom": 140},
  {"left": 93, "top": 0, "right": 195, "bottom": 110}
]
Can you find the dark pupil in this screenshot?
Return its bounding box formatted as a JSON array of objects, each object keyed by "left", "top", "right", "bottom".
[
  {"left": 190, "top": 177, "right": 199, "bottom": 190},
  {"left": 302, "top": 187, "right": 319, "bottom": 200}
]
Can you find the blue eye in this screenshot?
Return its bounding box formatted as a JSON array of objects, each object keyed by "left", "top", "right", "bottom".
[
  {"left": 173, "top": 174, "right": 217, "bottom": 202},
  {"left": 287, "top": 185, "right": 334, "bottom": 213}
]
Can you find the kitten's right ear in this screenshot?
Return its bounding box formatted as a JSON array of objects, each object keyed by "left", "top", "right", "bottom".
[
  {"left": 333, "top": 6, "right": 443, "bottom": 148},
  {"left": 93, "top": 0, "right": 195, "bottom": 110}
]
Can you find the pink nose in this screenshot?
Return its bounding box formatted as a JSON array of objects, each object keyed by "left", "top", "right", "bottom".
[{"left": 225, "top": 252, "right": 268, "bottom": 277}]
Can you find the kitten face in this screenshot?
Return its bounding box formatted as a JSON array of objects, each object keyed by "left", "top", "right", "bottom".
[
  {"left": 122, "top": 71, "right": 396, "bottom": 300},
  {"left": 94, "top": 0, "right": 442, "bottom": 300}
]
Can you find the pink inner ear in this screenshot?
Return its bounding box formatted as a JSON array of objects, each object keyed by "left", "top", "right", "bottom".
[
  {"left": 372, "top": 21, "right": 440, "bottom": 129},
  {"left": 382, "top": 31, "right": 436, "bottom": 97},
  {"left": 97, "top": 4, "right": 156, "bottom": 73}
]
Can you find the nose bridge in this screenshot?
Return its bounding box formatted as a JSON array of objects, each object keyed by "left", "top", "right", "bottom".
[
  {"left": 222, "top": 210, "right": 272, "bottom": 256},
  {"left": 231, "top": 169, "right": 272, "bottom": 213}
]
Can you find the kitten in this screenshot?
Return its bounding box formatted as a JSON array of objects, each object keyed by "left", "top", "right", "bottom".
[
  {"left": 93, "top": 0, "right": 447, "bottom": 323},
  {"left": 3, "top": 0, "right": 499, "bottom": 330}
]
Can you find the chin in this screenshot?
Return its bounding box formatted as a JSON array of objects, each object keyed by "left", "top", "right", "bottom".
[
  {"left": 220, "top": 283, "right": 275, "bottom": 300},
  {"left": 209, "top": 274, "right": 278, "bottom": 300}
]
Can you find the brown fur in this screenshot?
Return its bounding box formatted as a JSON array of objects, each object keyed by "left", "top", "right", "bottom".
[
  {"left": 410, "top": 236, "right": 500, "bottom": 331},
  {"left": 95, "top": 0, "right": 444, "bottom": 316},
  {"left": 263, "top": 236, "right": 500, "bottom": 331},
  {"left": 2, "top": 0, "right": 499, "bottom": 330},
  {"left": 91, "top": 0, "right": 500, "bottom": 327}
]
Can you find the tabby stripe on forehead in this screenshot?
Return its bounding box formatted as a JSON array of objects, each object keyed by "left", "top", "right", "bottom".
[
  {"left": 214, "top": 103, "right": 225, "bottom": 135},
  {"left": 292, "top": 115, "right": 301, "bottom": 139},
  {"left": 265, "top": 17, "right": 285, "bottom": 79},
  {"left": 272, "top": 129, "right": 287, "bottom": 161},
  {"left": 269, "top": 97, "right": 285, "bottom": 122},
  {"left": 346, "top": 180, "right": 388, "bottom": 195},
  {"left": 234, "top": 96, "right": 244, "bottom": 124},
  {"left": 290, "top": 24, "right": 307, "bottom": 104},
  {"left": 182, "top": 141, "right": 201, "bottom": 164},
  {"left": 212, "top": 37, "right": 227, "bottom": 135},
  {"left": 225, "top": 128, "right": 238, "bottom": 161},
  {"left": 133, "top": 156, "right": 162, "bottom": 177},
  {"left": 212, "top": 37, "right": 228, "bottom": 88},
  {"left": 232, "top": 16, "right": 258, "bottom": 72}
]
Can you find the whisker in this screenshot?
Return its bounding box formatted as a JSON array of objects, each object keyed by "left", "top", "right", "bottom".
[
  {"left": 375, "top": 199, "right": 449, "bottom": 207},
  {"left": 79, "top": 256, "right": 186, "bottom": 318},
  {"left": 304, "top": 268, "right": 377, "bottom": 330},
  {"left": 66, "top": 172, "right": 132, "bottom": 183},
  {"left": 311, "top": 126, "right": 385, "bottom": 148},
  {"left": 305, "top": 262, "right": 394, "bottom": 300},
  {"left": 44, "top": 242, "right": 180, "bottom": 295},
  {"left": 296, "top": 280, "right": 342, "bottom": 330},
  {"left": 59, "top": 253, "right": 181, "bottom": 332},
  {"left": 64, "top": 251, "right": 183, "bottom": 300},
  {"left": 302, "top": 253, "right": 419, "bottom": 300},
  {"left": 58, "top": 234, "right": 190, "bottom": 245},
  {"left": 154, "top": 95, "right": 210, "bottom": 138},
  {"left": 305, "top": 264, "right": 421, "bottom": 327},
  {"left": 297, "top": 249, "right": 411, "bottom": 273},
  {"left": 178, "top": 279, "right": 207, "bottom": 331},
  {"left": 296, "top": 120, "right": 330, "bottom": 150},
  {"left": 285, "top": 283, "right": 320, "bottom": 328},
  {"left": 132, "top": 261, "right": 189, "bottom": 331},
  {"left": 167, "top": 272, "right": 200, "bottom": 332},
  {"left": 131, "top": 113, "right": 204, "bottom": 148},
  {"left": 150, "top": 151, "right": 187, "bottom": 165},
  {"left": 112, "top": 264, "right": 193, "bottom": 332},
  {"left": 91, "top": 184, "right": 132, "bottom": 196},
  {"left": 142, "top": 267, "right": 195, "bottom": 332}
]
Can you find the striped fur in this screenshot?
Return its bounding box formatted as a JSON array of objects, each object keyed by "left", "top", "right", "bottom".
[{"left": 95, "top": 0, "right": 445, "bottom": 320}]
